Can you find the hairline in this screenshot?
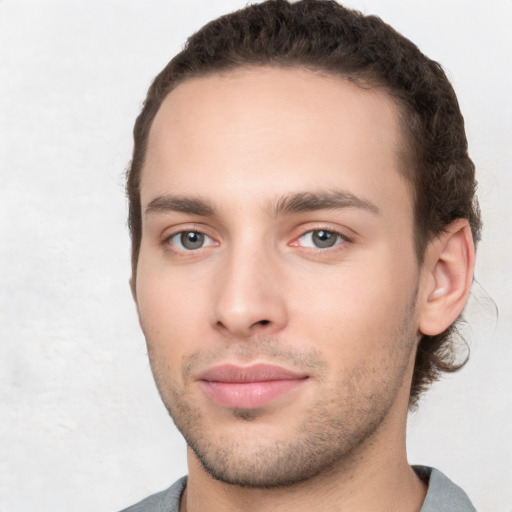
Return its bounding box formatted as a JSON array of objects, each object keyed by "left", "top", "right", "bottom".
[{"left": 133, "top": 63, "right": 423, "bottom": 278}]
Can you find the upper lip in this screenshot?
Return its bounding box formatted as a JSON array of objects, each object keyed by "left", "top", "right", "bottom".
[{"left": 197, "top": 363, "right": 309, "bottom": 383}]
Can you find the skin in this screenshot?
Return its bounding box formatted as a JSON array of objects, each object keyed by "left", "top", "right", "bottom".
[{"left": 133, "top": 67, "right": 474, "bottom": 512}]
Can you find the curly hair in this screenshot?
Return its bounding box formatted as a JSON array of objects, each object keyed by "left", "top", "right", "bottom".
[{"left": 126, "top": 0, "right": 481, "bottom": 405}]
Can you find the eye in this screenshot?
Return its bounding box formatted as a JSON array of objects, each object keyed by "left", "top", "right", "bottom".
[
  {"left": 295, "top": 229, "right": 346, "bottom": 249},
  {"left": 168, "top": 231, "right": 216, "bottom": 251}
]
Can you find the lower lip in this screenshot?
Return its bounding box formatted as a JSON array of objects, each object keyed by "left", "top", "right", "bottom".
[{"left": 199, "top": 379, "right": 306, "bottom": 409}]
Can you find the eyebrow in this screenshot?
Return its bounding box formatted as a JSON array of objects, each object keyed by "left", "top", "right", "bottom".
[
  {"left": 145, "top": 195, "right": 215, "bottom": 216},
  {"left": 144, "top": 189, "right": 380, "bottom": 217},
  {"left": 269, "top": 190, "right": 380, "bottom": 216}
]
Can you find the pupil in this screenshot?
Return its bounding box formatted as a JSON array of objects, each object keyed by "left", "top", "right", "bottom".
[
  {"left": 181, "top": 231, "right": 204, "bottom": 249},
  {"left": 313, "top": 230, "right": 336, "bottom": 248}
]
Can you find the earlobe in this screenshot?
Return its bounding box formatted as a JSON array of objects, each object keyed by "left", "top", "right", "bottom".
[{"left": 418, "top": 220, "right": 475, "bottom": 336}]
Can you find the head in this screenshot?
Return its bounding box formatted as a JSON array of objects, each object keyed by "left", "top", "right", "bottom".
[
  {"left": 127, "top": 0, "right": 480, "bottom": 487},
  {"left": 128, "top": 0, "right": 481, "bottom": 405}
]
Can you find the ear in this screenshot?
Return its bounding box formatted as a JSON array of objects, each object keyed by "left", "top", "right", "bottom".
[
  {"left": 129, "top": 276, "right": 137, "bottom": 303},
  {"left": 129, "top": 276, "right": 144, "bottom": 329},
  {"left": 418, "top": 220, "right": 475, "bottom": 336}
]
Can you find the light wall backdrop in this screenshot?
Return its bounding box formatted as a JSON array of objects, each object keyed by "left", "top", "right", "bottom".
[{"left": 1, "top": 1, "right": 511, "bottom": 511}]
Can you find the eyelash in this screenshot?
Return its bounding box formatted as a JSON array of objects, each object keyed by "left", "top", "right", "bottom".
[
  {"left": 164, "top": 229, "right": 217, "bottom": 252},
  {"left": 163, "top": 227, "right": 352, "bottom": 253},
  {"left": 290, "top": 228, "right": 351, "bottom": 251}
]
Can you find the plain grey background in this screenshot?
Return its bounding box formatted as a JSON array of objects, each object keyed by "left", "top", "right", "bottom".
[{"left": 1, "top": 1, "right": 511, "bottom": 511}]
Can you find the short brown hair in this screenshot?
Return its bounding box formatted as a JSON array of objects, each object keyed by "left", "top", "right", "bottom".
[{"left": 126, "top": 0, "right": 481, "bottom": 405}]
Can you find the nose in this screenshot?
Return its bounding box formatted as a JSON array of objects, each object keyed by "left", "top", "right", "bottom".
[{"left": 212, "top": 245, "right": 287, "bottom": 339}]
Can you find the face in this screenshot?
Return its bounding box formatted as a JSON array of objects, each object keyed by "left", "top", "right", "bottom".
[{"left": 135, "top": 67, "right": 422, "bottom": 487}]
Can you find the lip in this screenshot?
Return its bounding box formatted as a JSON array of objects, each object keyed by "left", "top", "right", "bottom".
[{"left": 197, "top": 364, "right": 309, "bottom": 409}]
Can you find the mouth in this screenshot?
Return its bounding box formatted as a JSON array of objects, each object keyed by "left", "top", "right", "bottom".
[{"left": 197, "top": 363, "right": 309, "bottom": 409}]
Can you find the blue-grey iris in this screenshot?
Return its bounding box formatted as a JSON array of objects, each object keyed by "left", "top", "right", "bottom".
[
  {"left": 181, "top": 231, "right": 204, "bottom": 250},
  {"left": 312, "top": 230, "right": 338, "bottom": 248}
]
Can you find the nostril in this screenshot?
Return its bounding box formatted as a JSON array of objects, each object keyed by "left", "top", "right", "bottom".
[{"left": 258, "top": 320, "right": 270, "bottom": 326}]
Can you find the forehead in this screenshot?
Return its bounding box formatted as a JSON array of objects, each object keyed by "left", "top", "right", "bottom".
[{"left": 142, "top": 66, "right": 411, "bottom": 220}]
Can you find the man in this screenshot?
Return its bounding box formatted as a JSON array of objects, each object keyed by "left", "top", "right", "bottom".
[{"left": 121, "top": 1, "right": 481, "bottom": 510}]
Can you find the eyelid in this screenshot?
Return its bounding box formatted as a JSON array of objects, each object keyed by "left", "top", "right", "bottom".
[
  {"left": 162, "top": 224, "right": 220, "bottom": 252},
  {"left": 289, "top": 226, "right": 353, "bottom": 250},
  {"left": 171, "top": 232, "right": 216, "bottom": 250}
]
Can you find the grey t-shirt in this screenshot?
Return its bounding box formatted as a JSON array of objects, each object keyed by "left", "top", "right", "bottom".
[{"left": 119, "top": 466, "right": 477, "bottom": 511}]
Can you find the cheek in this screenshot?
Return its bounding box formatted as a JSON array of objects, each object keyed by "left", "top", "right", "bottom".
[
  {"left": 288, "top": 253, "right": 417, "bottom": 366},
  {"left": 135, "top": 263, "right": 213, "bottom": 361}
]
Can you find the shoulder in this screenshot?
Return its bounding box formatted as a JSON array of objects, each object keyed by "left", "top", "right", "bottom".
[
  {"left": 117, "top": 476, "right": 187, "bottom": 512},
  {"left": 414, "top": 466, "right": 478, "bottom": 512}
]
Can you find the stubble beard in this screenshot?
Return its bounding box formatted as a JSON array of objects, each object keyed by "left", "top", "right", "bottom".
[{"left": 145, "top": 309, "right": 417, "bottom": 490}]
